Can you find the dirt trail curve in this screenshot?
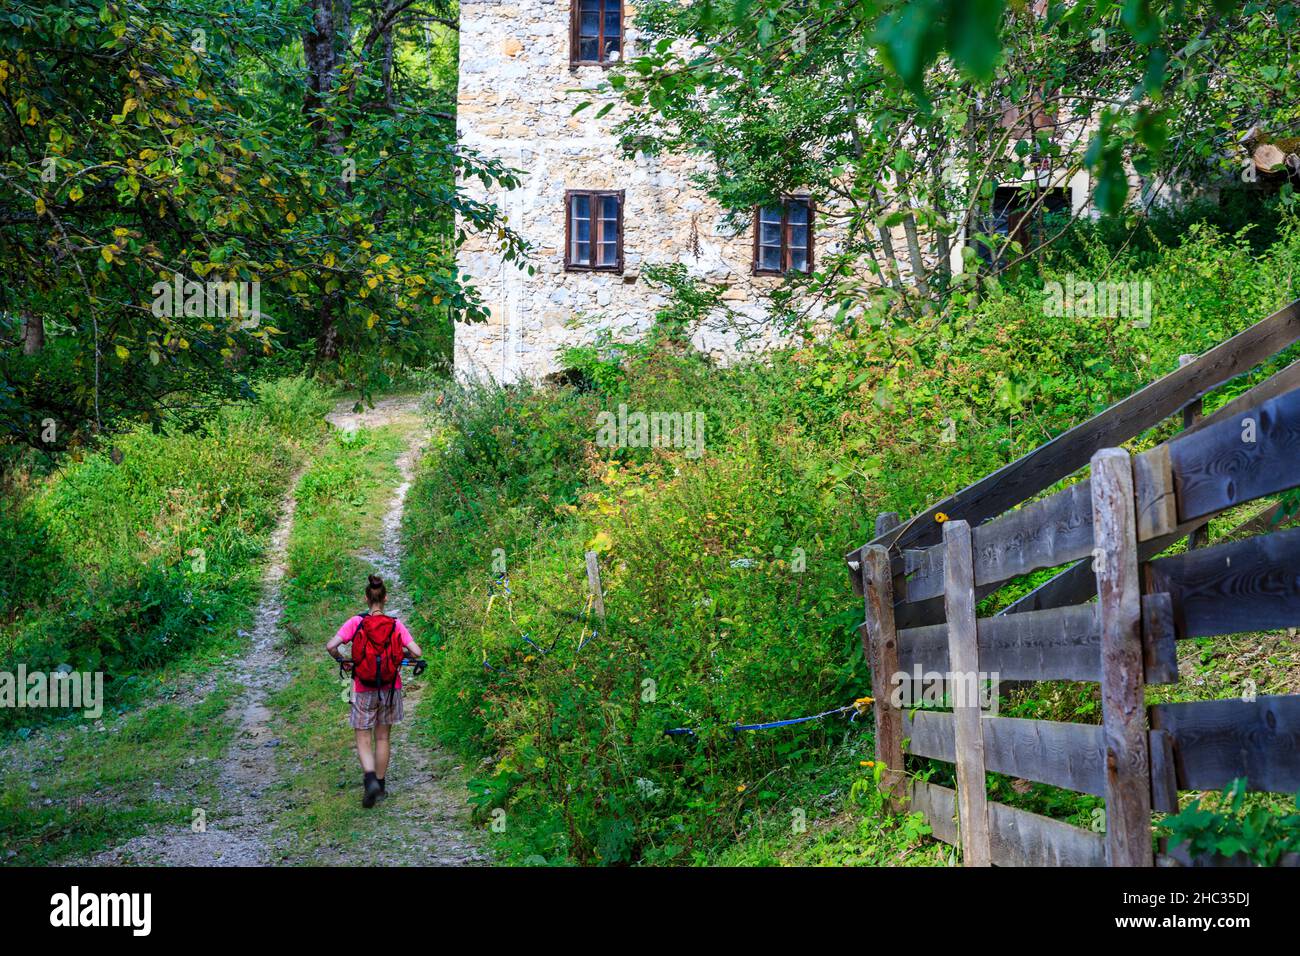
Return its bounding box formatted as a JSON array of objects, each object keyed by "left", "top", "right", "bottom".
[{"left": 83, "top": 395, "right": 487, "bottom": 867}]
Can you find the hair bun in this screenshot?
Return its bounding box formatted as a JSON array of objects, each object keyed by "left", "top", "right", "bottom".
[{"left": 368, "top": 574, "right": 384, "bottom": 588}]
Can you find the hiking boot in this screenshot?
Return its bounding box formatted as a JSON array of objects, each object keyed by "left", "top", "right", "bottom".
[
  {"left": 362, "top": 772, "right": 382, "bottom": 808},
  {"left": 377, "top": 778, "right": 387, "bottom": 800}
]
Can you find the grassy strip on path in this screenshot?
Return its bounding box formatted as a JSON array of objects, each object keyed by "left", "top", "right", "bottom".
[{"left": 265, "top": 420, "right": 420, "bottom": 860}]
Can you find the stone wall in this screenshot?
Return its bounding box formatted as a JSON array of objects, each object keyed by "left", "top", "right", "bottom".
[
  {"left": 453, "top": 0, "right": 808, "bottom": 382},
  {"left": 452, "top": 0, "right": 1100, "bottom": 382}
]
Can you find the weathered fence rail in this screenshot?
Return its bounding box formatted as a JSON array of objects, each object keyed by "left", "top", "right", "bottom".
[{"left": 849, "top": 298, "right": 1300, "bottom": 866}]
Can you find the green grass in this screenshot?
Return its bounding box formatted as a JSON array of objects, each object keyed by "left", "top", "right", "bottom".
[
  {"left": 265, "top": 418, "right": 424, "bottom": 860},
  {"left": 0, "top": 682, "right": 238, "bottom": 864},
  {"left": 401, "top": 216, "right": 1300, "bottom": 866},
  {"left": 0, "top": 377, "right": 332, "bottom": 727},
  {"left": 0, "top": 377, "right": 332, "bottom": 864}
]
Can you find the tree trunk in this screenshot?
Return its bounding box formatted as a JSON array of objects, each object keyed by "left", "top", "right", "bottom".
[
  {"left": 21, "top": 312, "right": 44, "bottom": 355},
  {"left": 901, "top": 209, "right": 933, "bottom": 312},
  {"left": 302, "top": 0, "right": 338, "bottom": 131},
  {"left": 315, "top": 294, "right": 341, "bottom": 361},
  {"left": 382, "top": 26, "right": 395, "bottom": 108},
  {"left": 932, "top": 167, "right": 951, "bottom": 287},
  {"left": 869, "top": 188, "right": 905, "bottom": 294}
]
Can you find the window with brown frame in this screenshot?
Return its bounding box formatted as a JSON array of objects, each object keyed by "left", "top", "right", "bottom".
[
  {"left": 571, "top": 0, "right": 622, "bottom": 65},
  {"left": 565, "top": 190, "right": 624, "bottom": 272},
  {"left": 753, "top": 197, "right": 814, "bottom": 275}
]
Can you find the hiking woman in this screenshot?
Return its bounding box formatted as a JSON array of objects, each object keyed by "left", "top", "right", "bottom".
[{"left": 326, "top": 574, "right": 422, "bottom": 808}]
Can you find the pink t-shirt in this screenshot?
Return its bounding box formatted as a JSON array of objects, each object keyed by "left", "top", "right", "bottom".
[{"left": 336, "top": 615, "right": 414, "bottom": 692}]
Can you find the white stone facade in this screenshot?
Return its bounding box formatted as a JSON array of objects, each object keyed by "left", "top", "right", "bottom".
[
  {"left": 452, "top": 1, "right": 1100, "bottom": 382},
  {"left": 453, "top": 0, "right": 807, "bottom": 382}
]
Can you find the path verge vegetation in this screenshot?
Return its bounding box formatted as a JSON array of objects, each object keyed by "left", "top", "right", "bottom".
[{"left": 404, "top": 217, "right": 1300, "bottom": 865}]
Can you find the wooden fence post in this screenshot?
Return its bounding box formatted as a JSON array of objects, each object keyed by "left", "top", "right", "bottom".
[
  {"left": 1178, "top": 354, "right": 1210, "bottom": 551},
  {"left": 1090, "top": 448, "right": 1154, "bottom": 867},
  {"left": 943, "top": 519, "right": 992, "bottom": 866},
  {"left": 585, "top": 550, "right": 606, "bottom": 621},
  {"left": 862, "top": 514, "right": 905, "bottom": 808}
]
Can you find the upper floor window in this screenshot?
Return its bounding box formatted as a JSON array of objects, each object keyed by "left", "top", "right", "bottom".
[
  {"left": 753, "top": 197, "right": 814, "bottom": 275},
  {"left": 571, "top": 0, "right": 622, "bottom": 65},
  {"left": 566, "top": 190, "right": 624, "bottom": 272}
]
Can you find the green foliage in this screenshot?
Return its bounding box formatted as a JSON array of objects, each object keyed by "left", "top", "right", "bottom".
[
  {"left": 404, "top": 212, "right": 1300, "bottom": 865},
  {"left": 1162, "top": 780, "right": 1300, "bottom": 866},
  {"left": 0, "top": 377, "right": 330, "bottom": 727},
  {"left": 640, "top": 264, "right": 731, "bottom": 345},
  {"left": 613, "top": 0, "right": 1300, "bottom": 321},
  {"left": 0, "top": 0, "right": 519, "bottom": 449}
]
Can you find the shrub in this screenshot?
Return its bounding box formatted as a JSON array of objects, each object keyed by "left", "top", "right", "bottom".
[
  {"left": 405, "top": 213, "right": 1300, "bottom": 864},
  {"left": 0, "top": 377, "right": 330, "bottom": 728}
]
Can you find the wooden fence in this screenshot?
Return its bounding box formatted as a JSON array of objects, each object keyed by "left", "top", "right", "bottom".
[{"left": 848, "top": 298, "right": 1300, "bottom": 866}]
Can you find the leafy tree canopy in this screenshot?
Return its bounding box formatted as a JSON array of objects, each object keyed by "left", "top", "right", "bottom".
[
  {"left": 611, "top": 0, "right": 1299, "bottom": 324},
  {"left": 1, "top": 0, "right": 524, "bottom": 453}
]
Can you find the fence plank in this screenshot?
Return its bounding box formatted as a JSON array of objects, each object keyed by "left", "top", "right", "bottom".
[
  {"left": 1168, "top": 386, "right": 1300, "bottom": 522},
  {"left": 904, "top": 712, "right": 1107, "bottom": 796},
  {"left": 903, "top": 403, "right": 1260, "bottom": 604},
  {"left": 1133, "top": 445, "right": 1179, "bottom": 540},
  {"left": 911, "top": 779, "right": 959, "bottom": 846},
  {"left": 1091, "top": 447, "right": 1153, "bottom": 867},
  {"left": 943, "top": 520, "right": 991, "bottom": 866},
  {"left": 1149, "top": 728, "right": 1180, "bottom": 814},
  {"left": 1182, "top": 357, "right": 1300, "bottom": 439},
  {"left": 1147, "top": 527, "right": 1300, "bottom": 639},
  {"left": 897, "top": 596, "right": 1177, "bottom": 685},
  {"left": 899, "top": 605, "right": 1099, "bottom": 682},
  {"left": 910, "top": 781, "right": 1107, "bottom": 866},
  {"left": 998, "top": 512, "right": 1211, "bottom": 617},
  {"left": 847, "top": 298, "right": 1300, "bottom": 566},
  {"left": 862, "top": 544, "right": 906, "bottom": 805},
  {"left": 1149, "top": 695, "right": 1300, "bottom": 793},
  {"left": 905, "top": 482, "right": 1096, "bottom": 603},
  {"left": 987, "top": 800, "right": 1107, "bottom": 867},
  {"left": 1141, "top": 591, "right": 1179, "bottom": 685}
]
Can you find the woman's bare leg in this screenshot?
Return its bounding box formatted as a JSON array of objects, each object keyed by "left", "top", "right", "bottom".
[
  {"left": 355, "top": 728, "right": 376, "bottom": 773},
  {"left": 374, "top": 723, "right": 391, "bottom": 780}
]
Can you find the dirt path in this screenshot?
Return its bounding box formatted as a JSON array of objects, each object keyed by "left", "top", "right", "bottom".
[
  {"left": 313, "top": 397, "right": 488, "bottom": 866},
  {"left": 84, "top": 395, "right": 486, "bottom": 866}
]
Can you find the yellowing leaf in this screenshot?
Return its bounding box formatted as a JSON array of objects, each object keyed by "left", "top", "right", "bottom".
[
  {"left": 100, "top": 246, "right": 114, "bottom": 263},
  {"left": 373, "top": 253, "right": 391, "bottom": 265},
  {"left": 114, "top": 344, "right": 129, "bottom": 361},
  {"left": 34, "top": 197, "right": 45, "bottom": 215},
  {"left": 367, "top": 312, "right": 379, "bottom": 329}
]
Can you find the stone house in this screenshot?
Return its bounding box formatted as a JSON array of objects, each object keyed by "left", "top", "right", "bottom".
[{"left": 453, "top": 0, "right": 1095, "bottom": 382}]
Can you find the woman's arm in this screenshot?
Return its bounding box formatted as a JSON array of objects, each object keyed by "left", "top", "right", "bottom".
[
  {"left": 397, "top": 620, "right": 421, "bottom": 659},
  {"left": 326, "top": 617, "right": 360, "bottom": 660}
]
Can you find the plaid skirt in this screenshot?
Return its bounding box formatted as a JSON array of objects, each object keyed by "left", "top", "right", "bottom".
[{"left": 349, "top": 688, "right": 404, "bottom": 729}]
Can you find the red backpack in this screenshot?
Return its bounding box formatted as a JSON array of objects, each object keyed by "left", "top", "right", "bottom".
[{"left": 350, "top": 613, "right": 404, "bottom": 690}]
